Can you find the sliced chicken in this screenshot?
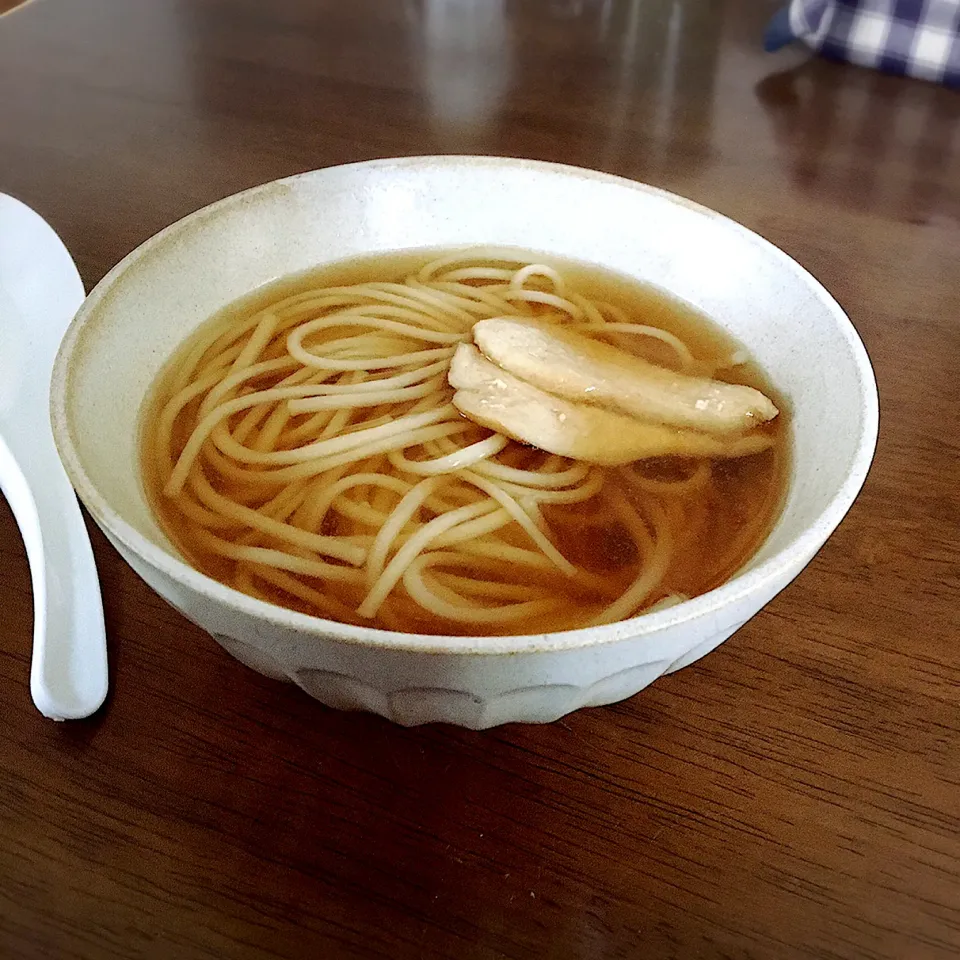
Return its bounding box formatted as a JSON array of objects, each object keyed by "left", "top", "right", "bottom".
[
  {"left": 449, "top": 344, "right": 773, "bottom": 466},
  {"left": 471, "top": 317, "right": 778, "bottom": 435}
]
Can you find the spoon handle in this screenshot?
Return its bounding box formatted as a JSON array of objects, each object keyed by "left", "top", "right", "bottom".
[{"left": 0, "top": 434, "right": 107, "bottom": 719}]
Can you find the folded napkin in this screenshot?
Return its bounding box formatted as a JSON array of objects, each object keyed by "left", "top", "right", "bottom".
[{"left": 765, "top": 1, "right": 960, "bottom": 87}]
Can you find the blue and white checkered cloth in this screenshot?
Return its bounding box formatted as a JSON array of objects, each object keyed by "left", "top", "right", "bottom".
[{"left": 765, "top": 1, "right": 960, "bottom": 87}]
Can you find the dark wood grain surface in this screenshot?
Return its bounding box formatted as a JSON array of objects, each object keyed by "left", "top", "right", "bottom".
[{"left": 2, "top": 1, "right": 959, "bottom": 957}]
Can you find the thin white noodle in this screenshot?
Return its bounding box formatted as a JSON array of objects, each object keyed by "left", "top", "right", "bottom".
[
  {"left": 403, "top": 554, "right": 561, "bottom": 624},
  {"left": 460, "top": 471, "right": 576, "bottom": 575},
  {"left": 586, "top": 493, "right": 672, "bottom": 626},
  {"left": 358, "top": 500, "right": 498, "bottom": 618},
  {"left": 189, "top": 467, "right": 365, "bottom": 566},
  {"left": 501, "top": 288, "right": 584, "bottom": 318},
  {"left": 286, "top": 374, "right": 446, "bottom": 413},
  {"left": 387, "top": 434, "right": 508, "bottom": 476},
  {"left": 470, "top": 457, "right": 589, "bottom": 489},
  {"left": 431, "top": 569, "right": 548, "bottom": 602},
  {"left": 493, "top": 468, "right": 605, "bottom": 504},
  {"left": 429, "top": 506, "right": 510, "bottom": 547},
  {"left": 510, "top": 263, "right": 565, "bottom": 294},
  {"left": 235, "top": 421, "right": 472, "bottom": 487},
  {"left": 365, "top": 476, "right": 444, "bottom": 589},
  {"left": 247, "top": 564, "right": 363, "bottom": 622},
  {"left": 304, "top": 472, "right": 414, "bottom": 532},
  {"left": 197, "top": 311, "right": 279, "bottom": 418},
  {"left": 578, "top": 322, "right": 695, "bottom": 371},
  {"left": 618, "top": 461, "right": 711, "bottom": 496},
  {"left": 194, "top": 527, "right": 365, "bottom": 584},
  {"left": 206, "top": 403, "right": 458, "bottom": 474}
]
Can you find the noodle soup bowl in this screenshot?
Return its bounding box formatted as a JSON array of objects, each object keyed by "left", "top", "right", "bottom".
[{"left": 52, "top": 157, "right": 878, "bottom": 728}]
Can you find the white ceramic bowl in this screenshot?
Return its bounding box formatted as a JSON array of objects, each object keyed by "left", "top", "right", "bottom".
[{"left": 51, "top": 157, "right": 878, "bottom": 728}]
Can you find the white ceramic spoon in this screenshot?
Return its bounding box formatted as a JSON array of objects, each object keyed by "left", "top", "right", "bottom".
[{"left": 0, "top": 193, "right": 107, "bottom": 719}]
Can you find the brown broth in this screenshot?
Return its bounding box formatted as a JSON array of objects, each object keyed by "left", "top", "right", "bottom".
[{"left": 141, "top": 248, "right": 790, "bottom": 636}]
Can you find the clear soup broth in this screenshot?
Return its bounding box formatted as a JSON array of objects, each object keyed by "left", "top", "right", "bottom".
[{"left": 141, "top": 248, "right": 789, "bottom": 636}]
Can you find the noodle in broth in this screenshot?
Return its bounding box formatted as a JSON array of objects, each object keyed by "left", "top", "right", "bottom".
[{"left": 142, "top": 249, "right": 787, "bottom": 636}]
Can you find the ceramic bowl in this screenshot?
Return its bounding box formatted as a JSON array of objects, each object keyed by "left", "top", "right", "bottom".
[{"left": 51, "top": 157, "right": 878, "bottom": 728}]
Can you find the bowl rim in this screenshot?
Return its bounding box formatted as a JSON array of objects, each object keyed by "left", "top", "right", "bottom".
[{"left": 51, "top": 154, "right": 880, "bottom": 656}]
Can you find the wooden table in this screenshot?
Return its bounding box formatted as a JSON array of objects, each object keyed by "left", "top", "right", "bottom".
[{"left": 2, "top": 1, "right": 959, "bottom": 957}]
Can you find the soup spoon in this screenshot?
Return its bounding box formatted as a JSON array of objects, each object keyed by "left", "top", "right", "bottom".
[{"left": 0, "top": 193, "right": 107, "bottom": 719}]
